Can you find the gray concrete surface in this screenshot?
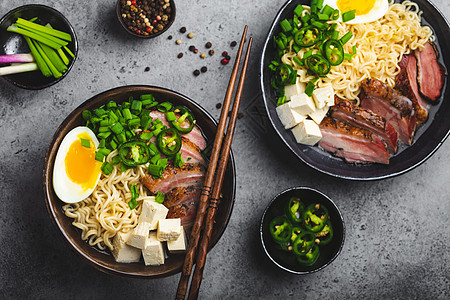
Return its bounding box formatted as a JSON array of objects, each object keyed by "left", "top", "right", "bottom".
[{"left": 1, "top": 0, "right": 449, "bottom": 299}]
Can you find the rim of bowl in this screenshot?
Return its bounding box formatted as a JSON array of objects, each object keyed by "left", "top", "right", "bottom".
[
  {"left": 0, "top": 4, "right": 79, "bottom": 90},
  {"left": 259, "top": 186, "right": 345, "bottom": 275},
  {"left": 115, "top": 0, "right": 176, "bottom": 38},
  {"left": 42, "top": 85, "right": 236, "bottom": 278}
]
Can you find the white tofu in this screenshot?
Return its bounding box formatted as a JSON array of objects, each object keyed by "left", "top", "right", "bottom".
[
  {"left": 284, "top": 79, "right": 306, "bottom": 100},
  {"left": 157, "top": 218, "right": 181, "bottom": 241},
  {"left": 142, "top": 232, "right": 165, "bottom": 266},
  {"left": 167, "top": 226, "right": 187, "bottom": 253},
  {"left": 291, "top": 119, "right": 322, "bottom": 145},
  {"left": 308, "top": 105, "right": 330, "bottom": 124},
  {"left": 312, "top": 85, "right": 335, "bottom": 109},
  {"left": 140, "top": 200, "right": 168, "bottom": 230},
  {"left": 276, "top": 102, "right": 306, "bottom": 129},
  {"left": 111, "top": 231, "right": 141, "bottom": 263},
  {"left": 127, "top": 222, "right": 151, "bottom": 249},
  {"left": 290, "top": 93, "right": 316, "bottom": 115}
]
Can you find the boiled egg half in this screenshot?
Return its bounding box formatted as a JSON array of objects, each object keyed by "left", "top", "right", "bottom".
[
  {"left": 323, "top": 0, "right": 389, "bottom": 24},
  {"left": 53, "top": 126, "right": 102, "bottom": 203}
]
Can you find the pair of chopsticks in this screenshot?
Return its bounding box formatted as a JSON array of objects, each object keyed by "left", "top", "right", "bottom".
[{"left": 175, "top": 26, "right": 253, "bottom": 300}]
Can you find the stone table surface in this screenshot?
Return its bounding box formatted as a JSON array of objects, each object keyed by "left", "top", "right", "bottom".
[{"left": 1, "top": 0, "right": 449, "bottom": 299}]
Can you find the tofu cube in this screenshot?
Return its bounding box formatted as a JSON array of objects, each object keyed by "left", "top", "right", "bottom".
[
  {"left": 127, "top": 222, "right": 151, "bottom": 249},
  {"left": 291, "top": 119, "right": 323, "bottom": 145},
  {"left": 167, "top": 226, "right": 187, "bottom": 253},
  {"left": 276, "top": 102, "right": 306, "bottom": 129},
  {"left": 312, "top": 85, "right": 334, "bottom": 109},
  {"left": 290, "top": 93, "right": 316, "bottom": 115},
  {"left": 142, "top": 232, "right": 165, "bottom": 266},
  {"left": 284, "top": 79, "right": 306, "bottom": 100},
  {"left": 140, "top": 200, "right": 168, "bottom": 230},
  {"left": 111, "top": 231, "right": 141, "bottom": 263},
  {"left": 308, "top": 105, "right": 330, "bottom": 124},
  {"left": 157, "top": 218, "right": 181, "bottom": 241}
]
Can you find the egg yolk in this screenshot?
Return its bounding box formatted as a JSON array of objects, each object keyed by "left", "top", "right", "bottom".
[
  {"left": 337, "top": 0, "right": 378, "bottom": 15},
  {"left": 65, "top": 133, "right": 101, "bottom": 190}
]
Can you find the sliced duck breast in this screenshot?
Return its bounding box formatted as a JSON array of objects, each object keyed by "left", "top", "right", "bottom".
[
  {"left": 332, "top": 98, "right": 398, "bottom": 154},
  {"left": 319, "top": 117, "right": 390, "bottom": 165},
  {"left": 415, "top": 42, "right": 445, "bottom": 102},
  {"left": 361, "top": 79, "right": 416, "bottom": 145},
  {"left": 395, "top": 54, "right": 429, "bottom": 124}
]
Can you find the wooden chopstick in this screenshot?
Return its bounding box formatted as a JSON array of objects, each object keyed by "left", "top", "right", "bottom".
[
  {"left": 187, "top": 37, "right": 253, "bottom": 300},
  {"left": 175, "top": 25, "right": 248, "bottom": 300}
]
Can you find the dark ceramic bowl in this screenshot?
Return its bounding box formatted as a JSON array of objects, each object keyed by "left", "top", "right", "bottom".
[
  {"left": 260, "top": 187, "right": 344, "bottom": 274},
  {"left": 43, "top": 85, "right": 236, "bottom": 278},
  {"left": 115, "top": 0, "right": 176, "bottom": 38},
  {"left": 0, "top": 4, "right": 78, "bottom": 89},
  {"left": 260, "top": 0, "right": 450, "bottom": 180}
]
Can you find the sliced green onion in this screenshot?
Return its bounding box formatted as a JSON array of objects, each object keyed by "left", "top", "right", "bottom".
[
  {"left": 111, "top": 156, "right": 121, "bottom": 165},
  {"left": 82, "top": 110, "right": 92, "bottom": 121},
  {"left": 110, "top": 122, "right": 124, "bottom": 134},
  {"left": 110, "top": 139, "right": 118, "bottom": 150},
  {"left": 280, "top": 19, "right": 292, "bottom": 32},
  {"left": 33, "top": 40, "right": 61, "bottom": 78},
  {"left": 101, "top": 161, "right": 114, "bottom": 175},
  {"left": 174, "top": 152, "right": 184, "bottom": 168},
  {"left": 148, "top": 164, "right": 163, "bottom": 178},
  {"left": 128, "top": 118, "right": 141, "bottom": 127},
  {"left": 63, "top": 45, "right": 75, "bottom": 58},
  {"left": 148, "top": 143, "right": 159, "bottom": 156},
  {"left": 131, "top": 100, "right": 142, "bottom": 114},
  {"left": 311, "top": 20, "right": 327, "bottom": 31},
  {"left": 342, "top": 10, "right": 356, "bottom": 22},
  {"left": 277, "top": 96, "right": 286, "bottom": 106},
  {"left": 23, "top": 36, "right": 51, "bottom": 77},
  {"left": 344, "top": 53, "right": 354, "bottom": 61},
  {"left": 140, "top": 131, "right": 153, "bottom": 141},
  {"left": 97, "top": 132, "right": 111, "bottom": 139},
  {"left": 339, "top": 31, "right": 353, "bottom": 45},
  {"left": 122, "top": 108, "right": 132, "bottom": 120},
  {"left": 332, "top": 9, "right": 340, "bottom": 20},
  {"left": 157, "top": 101, "right": 173, "bottom": 112},
  {"left": 293, "top": 57, "right": 303, "bottom": 66},
  {"left": 95, "top": 151, "right": 105, "bottom": 162},
  {"left": 293, "top": 4, "right": 304, "bottom": 17},
  {"left": 317, "top": 13, "right": 329, "bottom": 21},
  {"left": 322, "top": 4, "right": 334, "bottom": 17},
  {"left": 331, "top": 30, "right": 339, "bottom": 40},
  {"left": 165, "top": 111, "right": 176, "bottom": 122},
  {"left": 7, "top": 25, "right": 66, "bottom": 49},
  {"left": 16, "top": 18, "right": 72, "bottom": 41},
  {"left": 140, "top": 94, "right": 155, "bottom": 100},
  {"left": 99, "top": 148, "right": 111, "bottom": 156},
  {"left": 305, "top": 81, "right": 316, "bottom": 97},
  {"left": 150, "top": 153, "right": 161, "bottom": 165},
  {"left": 80, "top": 138, "right": 91, "bottom": 148},
  {"left": 155, "top": 191, "right": 165, "bottom": 204}
]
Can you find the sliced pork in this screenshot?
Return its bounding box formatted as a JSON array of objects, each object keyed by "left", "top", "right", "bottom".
[
  {"left": 415, "top": 42, "right": 445, "bottom": 102},
  {"left": 141, "top": 163, "right": 205, "bottom": 194},
  {"left": 149, "top": 110, "right": 207, "bottom": 150},
  {"left": 164, "top": 186, "right": 201, "bottom": 227},
  {"left": 395, "top": 54, "right": 429, "bottom": 124},
  {"left": 332, "top": 98, "right": 398, "bottom": 154},
  {"left": 360, "top": 79, "right": 416, "bottom": 145},
  {"left": 180, "top": 137, "right": 206, "bottom": 166},
  {"left": 319, "top": 117, "right": 390, "bottom": 164}
]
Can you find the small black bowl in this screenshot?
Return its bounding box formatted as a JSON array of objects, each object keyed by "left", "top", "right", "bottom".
[
  {"left": 0, "top": 4, "right": 78, "bottom": 90},
  {"left": 260, "top": 187, "right": 345, "bottom": 274},
  {"left": 115, "top": 0, "right": 176, "bottom": 39}
]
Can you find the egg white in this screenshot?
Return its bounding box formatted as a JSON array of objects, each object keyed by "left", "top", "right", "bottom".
[
  {"left": 53, "top": 126, "right": 101, "bottom": 203},
  {"left": 323, "top": 0, "right": 389, "bottom": 24}
]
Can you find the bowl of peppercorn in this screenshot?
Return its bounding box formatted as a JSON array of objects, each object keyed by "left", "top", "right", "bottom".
[{"left": 116, "top": 0, "right": 175, "bottom": 38}]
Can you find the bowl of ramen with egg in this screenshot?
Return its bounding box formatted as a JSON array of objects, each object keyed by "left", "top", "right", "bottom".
[
  {"left": 260, "top": 0, "right": 450, "bottom": 180},
  {"left": 43, "top": 85, "right": 236, "bottom": 278}
]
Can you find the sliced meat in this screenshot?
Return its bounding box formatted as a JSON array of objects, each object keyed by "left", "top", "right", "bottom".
[
  {"left": 332, "top": 98, "right": 398, "bottom": 154},
  {"left": 319, "top": 117, "right": 390, "bottom": 164},
  {"left": 415, "top": 42, "right": 445, "bottom": 102},
  {"left": 180, "top": 137, "right": 206, "bottom": 166},
  {"left": 164, "top": 186, "right": 201, "bottom": 208},
  {"left": 360, "top": 79, "right": 416, "bottom": 145},
  {"left": 149, "top": 110, "right": 207, "bottom": 150},
  {"left": 167, "top": 201, "right": 198, "bottom": 228},
  {"left": 395, "top": 54, "right": 429, "bottom": 124},
  {"left": 141, "top": 163, "right": 205, "bottom": 194}
]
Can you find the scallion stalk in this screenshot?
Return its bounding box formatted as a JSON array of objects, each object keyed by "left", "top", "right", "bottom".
[
  {"left": 16, "top": 18, "right": 72, "bottom": 41},
  {"left": 0, "top": 62, "right": 38, "bottom": 76}
]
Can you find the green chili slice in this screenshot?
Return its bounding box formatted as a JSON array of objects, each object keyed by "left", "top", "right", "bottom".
[
  {"left": 294, "top": 25, "right": 322, "bottom": 47},
  {"left": 296, "top": 244, "right": 320, "bottom": 266},
  {"left": 118, "top": 140, "right": 150, "bottom": 167},
  {"left": 323, "top": 39, "right": 344, "bottom": 66},
  {"left": 275, "top": 63, "right": 296, "bottom": 86},
  {"left": 292, "top": 232, "right": 315, "bottom": 256},
  {"left": 285, "top": 197, "right": 305, "bottom": 224},
  {"left": 306, "top": 54, "right": 330, "bottom": 76},
  {"left": 303, "top": 203, "right": 329, "bottom": 233},
  {"left": 315, "top": 220, "right": 333, "bottom": 245},
  {"left": 170, "top": 106, "right": 195, "bottom": 134},
  {"left": 269, "top": 216, "right": 293, "bottom": 244},
  {"left": 157, "top": 128, "right": 182, "bottom": 156}
]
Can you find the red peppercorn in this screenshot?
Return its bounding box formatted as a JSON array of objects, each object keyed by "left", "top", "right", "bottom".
[
  {"left": 221, "top": 58, "right": 229, "bottom": 65},
  {"left": 146, "top": 27, "right": 151, "bottom": 32},
  {"left": 136, "top": 29, "right": 141, "bottom": 34},
  {"left": 131, "top": 0, "right": 136, "bottom": 4},
  {"left": 194, "top": 49, "right": 199, "bottom": 54},
  {"left": 222, "top": 51, "right": 228, "bottom": 57},
  {"left": 152, "top": 20, "right": 157, "bottom": 25}
]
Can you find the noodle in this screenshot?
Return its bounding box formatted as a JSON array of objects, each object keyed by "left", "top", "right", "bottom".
[
  {"left": 281, "top": 0, "right": 433, "bottom": 103},
  {"left": 62, "top": 150, "right": 153, "bottom": 251}
]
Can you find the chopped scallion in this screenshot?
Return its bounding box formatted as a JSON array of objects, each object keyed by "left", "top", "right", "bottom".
[
  {"left": 80, "top": 138, "right": 91, "bottom": 148},
  {"left": 155, "top": 191, "right": 165, "bottom": 204},
  {"left": 342, "top": 10, "right": 356, "bottom": 22}
]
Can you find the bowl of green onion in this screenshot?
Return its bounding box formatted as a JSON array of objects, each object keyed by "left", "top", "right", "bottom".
[
  {"left": 260, "top": 186, "right": 345, "bottom": 274},
  {"left": 0, "top": 4, "right": 78, "bottom": 89}
]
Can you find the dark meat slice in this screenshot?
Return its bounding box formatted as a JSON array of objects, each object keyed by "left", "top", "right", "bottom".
[
  {"left": 332, "top": 98, "right": 398, "bottom": 154},
  {"left": 149, "top": 110, "right": 207, "bottom": 150},
  {"left": 180, "top": 137, "right": 206, "bottom": 166},
  {"left": 167, "top": 201, "right": 198, "bottom": 228},
  {"left": 395, "top": 54, "right": 429, "bottom": 124},
  {"left": 415, "top": 42, "right": 445, "bottom": 101},
  {"left": 141, "top": 163, "right": 205, "bottom": 194},
  {"left": 164, "top": 186, "right": 201, "bottom": 208},
  {"left": 361, "top": 79, "right": 416, "bottom": 145},
  {"left": 319, "top": 117, "right": 390, "bottom": 164}
]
